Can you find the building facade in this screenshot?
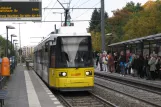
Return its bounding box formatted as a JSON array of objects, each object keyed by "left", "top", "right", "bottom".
[{"left": 22, "top": 46, "right": 35, "bottom": 58}]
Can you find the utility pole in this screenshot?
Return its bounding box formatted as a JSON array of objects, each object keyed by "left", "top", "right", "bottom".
[
  {"left": 13, "top": 22, "right": 26, "bottom": 64},
  {"left": 101, "top": 0, "right": 105, "bottom": 52}
]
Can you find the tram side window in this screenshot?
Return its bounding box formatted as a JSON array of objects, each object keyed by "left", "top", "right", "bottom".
[{"left": 50, "top": 46, "right": 56, "bottom": 68}]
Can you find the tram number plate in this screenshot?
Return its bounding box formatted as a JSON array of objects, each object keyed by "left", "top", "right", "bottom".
[{"left": 71, "top": 73, "right": 81, "bottom": 76}]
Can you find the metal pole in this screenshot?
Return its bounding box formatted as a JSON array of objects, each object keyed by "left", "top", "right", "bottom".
[
  {"left": 11, "top": 35, "right": 12, "bottom": 56},
  {"left": 19, "top": 23, "right": 22, "bottom": 64},
  {"left": 61, "top": 13, "right": 62, "bottom": 26},
  {"left": 101, "top": 0, "right": 105, "bottom": 52},
  {"left": 19, "top": 24, "right": 21, "bottom": 49},
  {"left": 13, "top": 22, "right": 25, "bottom": 64},
  {"left": 6, "top": 27, "right": 8, "bottom": 57}
]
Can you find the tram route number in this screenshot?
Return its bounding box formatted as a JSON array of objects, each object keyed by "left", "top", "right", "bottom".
[{"left": 71, "top": 73, "right": 81, "bottom": 76}]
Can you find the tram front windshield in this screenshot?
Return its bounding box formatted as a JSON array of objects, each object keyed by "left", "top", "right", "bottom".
[{"left": 56, "top": 36, "right": 93, "bottom": 68}]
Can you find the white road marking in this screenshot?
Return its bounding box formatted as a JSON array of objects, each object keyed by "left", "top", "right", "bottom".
[
  {"left": 51, "top": 98, "right": 57, "bottom": 100},
  {"left": 49, "top": 95, "right": 55, "bottom": 98},
  {"left": 31, "top": 70, "right": 64, "bottom": 106},
  {"left": 24, "top": 70, "right": 42, "bottom": 107},
  {"left": 47, "top": 93, "right": 53, "bottom": 95},
  {"left": 54, "top": 101, "right": 60, "bottom": 104},
  {"left": 56, "top": 106, "right": 64, "bottom": 107},
  {"left": 46, "top": 90, "right": 51, "bottom": 92}
]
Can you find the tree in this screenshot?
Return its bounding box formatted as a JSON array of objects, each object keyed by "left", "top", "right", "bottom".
[
  {"left": 89, "top": 9, "right": 108, "bottom": 32},
  {"left": 0, "top": 35, "right": 16, "bottom": 57},
  {"left": 106, "top": 9, "right": 132, "bottom": 39},
  {"left": 123, "top": 0, "right": 161, "bottom": 39},
  {"left": 123, "top": 1, "right": 143, "bottom": 13},
  {"left": 90, "top": 31, "right": 101, "bottom": 51},
  {"left": 89, "top": 8, "right": 100, "bottom": 32},
  {"left": 105, "top": 1, "right": 144, "bottom": 43},
  {"left": 104, "top": 12, "right": 108, "bottom": 19}
]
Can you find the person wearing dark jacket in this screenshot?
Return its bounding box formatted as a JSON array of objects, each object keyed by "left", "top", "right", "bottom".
[
  {"left": 138, "top": 55, "right": 144, "bottom": 78},
  {"left": 114, "top": 52, "right": 118, "bottom": 72},
  {"left": 119, "top": 51, "right": 126, "bottom": 76},
  {"left": 99, "top": 53, "right": 103, "bottom": 71},
  {"left": 143, "top": 55, "right": 149, "bottom": 79}
]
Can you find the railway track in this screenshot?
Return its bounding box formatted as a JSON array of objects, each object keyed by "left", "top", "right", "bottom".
[
  {"left": 95, "top": 75, "right": 161, "bottom": 107},
  {"left": 30, "top": 66, "right": 117, "bottom": 107},
  {"left": 95, "top": 72, "right": 161, "bottom": 95},
  {"left": 55, "top": 91, "right": 117, "bottom": 107}
]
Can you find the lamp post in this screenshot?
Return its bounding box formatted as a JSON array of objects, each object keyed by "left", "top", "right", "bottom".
[
  {"left": 14, "top": 43, "right": 18, "bottom": 57},
  {"left": 11, "top": 34, "right": 17, "bottom": 56},
  {"left": 6, "top": 25, "right": 15, "bottom": 57},
  {"left": 13, "top": 40, "right": 18, "bottom": 50},
  {"left": 13, "top": 40, "right": 18, "bottom": 56}
]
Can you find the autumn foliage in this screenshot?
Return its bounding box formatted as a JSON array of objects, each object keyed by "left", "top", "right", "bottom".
[{"left": 89, "top": 0, "right": 161, "bottom": 51}]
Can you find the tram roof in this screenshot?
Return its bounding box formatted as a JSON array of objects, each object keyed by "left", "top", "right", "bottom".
[
  {"left": 108, "top": 33, "right": 161, "bottom": 47},
  {"left": 33, "top": 26, "right": 90, "bottom": 52}
]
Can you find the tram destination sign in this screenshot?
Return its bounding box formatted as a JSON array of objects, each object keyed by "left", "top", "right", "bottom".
[{"left": 0, "top": 0, "right": 42, "bottom": 21}]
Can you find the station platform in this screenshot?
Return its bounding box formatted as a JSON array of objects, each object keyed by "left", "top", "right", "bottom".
[
  {"left": 94, "top": 67, "right": 161, "bottom": 90},
  {"left": 4, "top": 63, "right": 64, "bottom": 107}
]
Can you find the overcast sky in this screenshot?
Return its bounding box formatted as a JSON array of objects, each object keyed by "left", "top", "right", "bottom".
[{"left": 0, "top": 0, "right": 149, "bottom": 47}]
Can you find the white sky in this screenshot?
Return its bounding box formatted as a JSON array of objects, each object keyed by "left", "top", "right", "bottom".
[{"left": 0, "top": 0, "right": 148, "bottom": 47}]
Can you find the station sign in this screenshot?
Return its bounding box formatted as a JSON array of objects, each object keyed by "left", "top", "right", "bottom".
[{"left": 0, "top": 0, "right": 42, "bottom": 21}]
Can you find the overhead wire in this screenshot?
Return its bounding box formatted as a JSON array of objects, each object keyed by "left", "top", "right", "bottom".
[
  {"left": 71, "top": 0, "right": 81, "bottom": 8},
  {"left": 70, "top": 0, "right": 92, "bottom": 16},
  {"left": 73, "top": 1, "right": 100, "bottom": 20},
  {"left": 44, "top": 0, "right": 54, "bottom": 8},
  {"left": 39, "top": 0, "right": 57, "bottom": 31},
  {"left": 43, "top": 1, "right": 57, "bottom": 21},
  {"left": 76, "top": 0, "right": 92, "bottom": 8},
  {"left": 69, "top": 0, "right": 73, "bottom": 8},
  {"left": 40, "top": 0, "right": 54, "bottom": 27}
]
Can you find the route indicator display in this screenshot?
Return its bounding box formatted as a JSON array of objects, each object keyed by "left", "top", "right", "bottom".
[{"left": 0, "top": 0, "right": 42, "bottom": 21}]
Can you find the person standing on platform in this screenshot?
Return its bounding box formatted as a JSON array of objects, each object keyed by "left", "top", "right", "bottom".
[
  {"left": 99, "top": 53, "right": 103, "bottom": 71},
  {"left": 102, "top": 51, "right": 108, "bottom": 72},
  {"left": 131, "top": 54, "right": 138, "bottom": 77},
  {"left": 144, "top": 55, "right": 150, "bottom": 79},
  {"left": 119, "top": 51, "right": 126, "bottom": 76},
  {"left": 155, "top": 56, "right": 161, "bottom": 78},
  {"left": 137, "top": 54, "right": 144, "bottom": 78},
  {"left": 96, "top": 53, "right": 99, "bottom": 67},
  {"left": 108, "top": 52, "right": 115, "bottom": 73},
  {"left": 114, "top": 52, "right": 118, "bottom": 73},
  {"left": 148, "top": 54, "right": 157, "bottom": 80}
]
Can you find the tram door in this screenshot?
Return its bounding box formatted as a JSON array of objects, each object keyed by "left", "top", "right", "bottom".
[
  {"left": 49, "top": 45, "right": 56, "bottom": 87},
  {"left": 50, "top": 46, "right": 56, "bottom": 68}
]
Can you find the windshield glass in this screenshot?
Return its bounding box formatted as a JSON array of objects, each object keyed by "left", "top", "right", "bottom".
[{"left": 55, "top": 36, "right": 93, "bottom": 68}]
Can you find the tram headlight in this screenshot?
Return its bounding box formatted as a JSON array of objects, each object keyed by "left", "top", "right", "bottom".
[
  {"left": 85, "top": 71, "right": 92, "bottom": 76},
  {"left": 59, "top": 72, "right": 67, "bottom": 77}
]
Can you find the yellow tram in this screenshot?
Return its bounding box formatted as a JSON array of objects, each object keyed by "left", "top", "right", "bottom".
[{"left": 33, "top": 26, "right": 94, "bottom": 91}]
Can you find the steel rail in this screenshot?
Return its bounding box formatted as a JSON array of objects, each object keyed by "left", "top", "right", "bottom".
[
  {"left": 95, "top": 80, "right": 161, "bottom": 107},
  {"left": 95, "top": 74, "right": 161, "bottom": 95}
]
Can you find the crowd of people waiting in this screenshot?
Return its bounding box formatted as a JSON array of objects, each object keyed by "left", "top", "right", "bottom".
[{"left": 95, "top": 51, "right": 161, "bottom": 80}]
